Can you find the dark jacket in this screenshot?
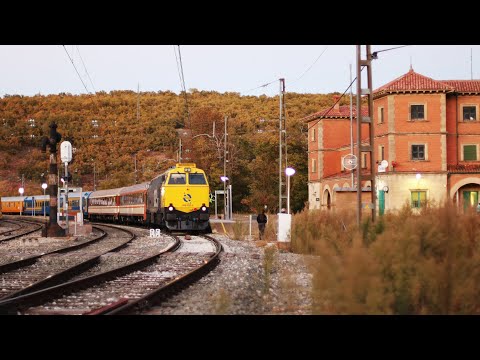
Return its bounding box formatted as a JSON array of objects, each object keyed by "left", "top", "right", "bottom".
[{"left": 257, "top": 213, "right": 267, "bottom": 224}]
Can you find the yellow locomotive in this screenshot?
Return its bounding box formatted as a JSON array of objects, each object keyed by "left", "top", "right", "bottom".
[{"left": 147, "top": 163, "right": 211, "bottom": 232}]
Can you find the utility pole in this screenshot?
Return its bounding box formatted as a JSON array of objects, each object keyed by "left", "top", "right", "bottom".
[
  {"left": 178, "top": 138, "right": 182, "bottom": 163},
  {"left": 137, "top": 83, "right": 140, "bottom": 122},
  {"left": 134, "top": 154, "right": 137, "bottom": 184},
  {"left": 65, "top": 162, "right": 69, "bottom": 236},
  {"left": 350, "top": 64, "right": 354, "bottom": 188},
  {"left": 356, "top": 45, "right": 376, "bottom": 226},
  {"left": 224, "top": 115, "right": 228, "bottom": 220},
  {"left": 279, "top": 78, "right": 287, "bottom": 213}
]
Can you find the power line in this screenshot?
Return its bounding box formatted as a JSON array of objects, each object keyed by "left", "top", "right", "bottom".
[
  {"left": 173, "top": 46, "right": 185, "bottom": 93},
  {"left": 76, "top": 45, "right": 96, "bottom": 93},
  {"left": 291, "top": 45, "right": 329, "bottom": 84},
  {"left": 248, "top": 79, "right": 278, "bottom": 92},
  {"left": 307, "top": 66, "right": 365, "bottom": 131},
  {"left": 62, "top": 45, "right": 91, "bottom": 94},
  {"left": 248, "top": 46, "right": 329, "bottom": 93},
  {"left": 174, "top": 45, "right": 191, "bottom": 130}
]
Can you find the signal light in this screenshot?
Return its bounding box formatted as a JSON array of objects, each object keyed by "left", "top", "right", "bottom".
[{"left": 61, "top": 174, "right": 72, "bottom": 183}]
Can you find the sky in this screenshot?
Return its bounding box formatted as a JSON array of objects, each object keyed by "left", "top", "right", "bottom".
[{"left": 1, "top": 45, "right": 480, "bottom": 98}]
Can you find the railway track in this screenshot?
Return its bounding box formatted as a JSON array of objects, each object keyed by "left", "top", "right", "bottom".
[
  {"left": 0, "top": 224, "right": 135, "bottom": 301},
  {"left": 0, "top": 234, "right": 221, "bottom": 315},
  {"left": 0, "top": 219, "right": 23, "bottom": 236},
  {"left": 0, "top": 218, "right": 44, "bottom": 243}
]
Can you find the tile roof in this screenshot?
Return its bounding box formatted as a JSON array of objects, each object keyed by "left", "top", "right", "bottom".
[
  {"left": 440, "top": 80, "right": 480, "bottom": 93},
  {"left": 448, "top": 164, "right": 480, "bottom": 173},
  {"left": 305, "top": 70, "right": 480, "bottom": 123},
  {"left": 304, "top": 105, "right": 369, "bottom": 122},
  {"left": 373, "top": 68, "right": 454, "bottom": 98}
]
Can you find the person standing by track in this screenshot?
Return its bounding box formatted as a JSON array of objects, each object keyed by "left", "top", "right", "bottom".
[{"left": 257, "top": 208, "right": 268, "bottom": 240}]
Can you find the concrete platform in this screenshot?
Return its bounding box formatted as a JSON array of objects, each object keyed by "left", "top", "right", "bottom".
[{"left": 209, "top": 219, "right": 235, "bottom": 237}]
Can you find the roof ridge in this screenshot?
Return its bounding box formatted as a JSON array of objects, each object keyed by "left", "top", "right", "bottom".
[{"left": 374, "top": 69, "right": 454, "bottom": 95}]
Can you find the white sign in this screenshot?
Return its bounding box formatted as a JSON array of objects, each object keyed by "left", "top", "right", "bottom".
[
  {"left": 343, "top": 154, "right": 358, "bottom": 170},
  {"left": 60, "top": 141, "right": 72, "bottom": 163}
]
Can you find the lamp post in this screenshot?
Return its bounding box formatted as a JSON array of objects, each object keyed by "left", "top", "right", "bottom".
[
  {"left": 134, "top": 154, "right": 137, "bottom": 184},
  {"left": 18, "top": 186, "right": 24, "bottom": 216},
  {"left": 42, "top": 183, "right": 47, "bottom": 218},
  {"left": 221, "top": 176, "right": 229, "bottom": 220},
  {"left": 285, "top": 167, "right": 296, "bottom": 214},
  {"left": 91, "top": 159, "right": 96, "bottom": 191}
]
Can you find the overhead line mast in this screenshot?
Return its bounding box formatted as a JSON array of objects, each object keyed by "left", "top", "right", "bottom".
[
  {"left": 279, "top": 78, "right": 287, "bottom": 212},
  {"left": 356, "top": 45, "right": 376, "bottom": 225}
]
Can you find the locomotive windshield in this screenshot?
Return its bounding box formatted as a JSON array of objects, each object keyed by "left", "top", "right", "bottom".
[
  {"left": 188, "top": 173, "right": 207, "bottom": 185},
  {"left": 169, "top": 173, "right": 186, "bottom": 184}
]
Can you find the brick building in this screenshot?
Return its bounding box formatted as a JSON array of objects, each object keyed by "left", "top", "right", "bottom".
[{"left": 306, "top": 68, "right": 480, "bottom": 213}]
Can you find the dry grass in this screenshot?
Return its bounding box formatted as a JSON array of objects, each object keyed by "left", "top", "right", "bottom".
[
  {"left": 293, "top": 203, "right": 480, "bottom": 314},
  {"left": 232, "top": 220, "right": 249, "bottom": 240},
  {"left": 263, "top": 244, "right": 278, "bottom": 294},
  {"left": 213, "top": 288, "right": 231, "bottom": 314}
]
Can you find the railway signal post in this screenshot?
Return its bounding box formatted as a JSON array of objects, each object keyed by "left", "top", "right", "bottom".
[
  {"left": 41, "top": 122, "right": 66, "bottom": 237},
  {"left": 61, "top": 141, "right": 72, "bottom": 236}
]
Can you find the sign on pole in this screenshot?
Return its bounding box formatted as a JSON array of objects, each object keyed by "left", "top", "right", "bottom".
[
  {"left": 378, "top": 159, "right": 388, "bottom": 173},
  {"left": 60, "top": 141, "right": 72, "bottom": 163},
  {"left": 343, "top": 154, "right": 358, "bottom": 170}
]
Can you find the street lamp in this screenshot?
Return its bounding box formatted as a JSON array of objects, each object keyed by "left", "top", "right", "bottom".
[
  {"left": 285, "top": 167, "right": 296, "bottom": 214},
  {"left": 42, "top": 183, "right": 47, "bottom": 218},
  {"left": 18, "top": 186, "right": 24, "bottom": 216}
]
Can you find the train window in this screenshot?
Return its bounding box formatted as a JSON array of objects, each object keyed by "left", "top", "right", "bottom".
[
  {"left": 189, "top": 173, "right": 206, "bottom": 185},
  {"left": 169, "top": 174, "right": 186, "bottom": 184}
]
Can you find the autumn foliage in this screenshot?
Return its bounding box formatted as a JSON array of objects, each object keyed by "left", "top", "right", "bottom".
[{"left": 0, "top": 89, "right": 342, "bottom": 212}]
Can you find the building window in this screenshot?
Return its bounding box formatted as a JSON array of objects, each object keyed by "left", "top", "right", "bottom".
[
  {"left": 411, "top": 145, "right": 425, "bottom": 160},
  {"left": 361, "top": 153, "right": 367, "bottom": 169},
  {"left": 410, "top": 104, "right": 425, "bottom": 120},
  {"left": 463, "top": 106, "right": 477, "bottom": 121},
  {"left": 311, "top": 128, "right": 316, "bottom": 142},
  {"left": 312, "top": 159, "right": 317, "bottom": 173},
  {"left": 378, "top": 145, "right": 385, "bottom": 161},
  {"left": 411, "top": 191, "right": 427, "bottom": 208},
  {"left": 378, "top": 107, "right": 384, "bottom": 124},
  {"left": 463, "top": 144, "right": 477, "bottom": 161}
]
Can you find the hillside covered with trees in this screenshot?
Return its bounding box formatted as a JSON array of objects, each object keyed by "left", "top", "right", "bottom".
[{"left": 0, "top": 89, "right": 348, "bottom": 213}]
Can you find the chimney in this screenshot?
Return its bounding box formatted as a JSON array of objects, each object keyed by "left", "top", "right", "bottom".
[{"left": 333, "top": 95, "right": 340, "bottom": 110}]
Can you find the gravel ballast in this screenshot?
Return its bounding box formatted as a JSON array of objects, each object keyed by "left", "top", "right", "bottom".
[{"left": 146, "top": 234, "right": 313, "bottom": 315}]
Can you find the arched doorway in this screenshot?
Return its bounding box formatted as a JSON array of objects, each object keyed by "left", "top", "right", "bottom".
[
  {"left": 450, "top": 178, "right": 480, "bottom": 212},
  {"left": 460, "top": 185, "right": 480, "bottom": 212},
  {"left": 323, "top": 189, "right": 331, "bottom": 210}
]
